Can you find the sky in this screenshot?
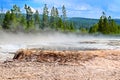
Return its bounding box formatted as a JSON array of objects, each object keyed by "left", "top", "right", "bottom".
[{"left": 0, "top": 0, "right": 120, "bottom": 19}]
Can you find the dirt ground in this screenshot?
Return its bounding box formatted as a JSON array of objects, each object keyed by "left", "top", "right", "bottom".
[{"left": 0, "top": 49, "right": 120, "bottom": 80}]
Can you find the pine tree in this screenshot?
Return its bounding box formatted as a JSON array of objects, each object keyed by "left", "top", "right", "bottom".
[
  {"left": 50, "top": 6, "right": 55, "bottom": 28},
  {"left": 102, "top": 17, "right": 108, "bottom": 34},
  {"left": 2, "top": 11, "right": 11, "bottom": 29},
  {"left": 98, "top": 12, "right": 108, "bottom": 34},
  {"left": 54, "top": 8, "right": 59, "bottom": 29},
  {"left": 90, "top": 12, "right": 119, "bottom": 34},
  {"left": 62, "top": 5, "right": 66, "bottom": 21},
  {"left": 62, "top": 5, "right": 67, "bottom": 31},
  {"left": 10, "top": 9, "right": 17, "bottom": 31},
  {"left": 11, "top": 5, "right": 21, "bottom": 18},
  {"left": 11, "top": 5, "right": 21, "bottom": 28},
  {"left": 34, "top": 10, "right": 41, "bottom": 30},
  {"left": 20, "top": 15, "right": 27, "bottom": 31},
  {"left": 24, "top": 4, "right": 34, "bottom": 30},
  {"left": 55, "top": 8, "right": 59, "bottom": 17},
  {"left": 69, "top": 22, "right": 74, "bottom": 32},
  {"left": 110, "top": 19, "right": 118, "bottom": 33},
  {"left": 89, "top": 24, "right": 98, "bottom": 33},
  {"left": 57, "top": 18, "right": 63, "bottom": 30},
  {"left": 50, "top": 7, "right": 59, "bottom": 29},
  {"left": 42, "top": 4, "right": 49, "bottom": 28}
]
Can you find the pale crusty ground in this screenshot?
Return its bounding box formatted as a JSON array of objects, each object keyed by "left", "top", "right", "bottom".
[{"left": 0, "top": 50, "right": 120, "bottom": 80}]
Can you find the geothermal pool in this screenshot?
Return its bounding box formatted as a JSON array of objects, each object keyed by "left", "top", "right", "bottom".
[{"left": 0, "top": 31, "right": 120, "bottom": 61}]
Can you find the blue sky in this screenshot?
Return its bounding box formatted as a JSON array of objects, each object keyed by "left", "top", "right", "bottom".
[{"left": 0, "top": 0, "right": 120, "bottom": 19}]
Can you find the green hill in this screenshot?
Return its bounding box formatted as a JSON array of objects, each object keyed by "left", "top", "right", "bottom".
[{"left": 69, "top": 17, "right": 120, "bottom": 29}]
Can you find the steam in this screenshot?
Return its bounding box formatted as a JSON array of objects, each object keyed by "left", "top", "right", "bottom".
[{"left": 0, "top": 30, "right": 120, "bottom": 53}]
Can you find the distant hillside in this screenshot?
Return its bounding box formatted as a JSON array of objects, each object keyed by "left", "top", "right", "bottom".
[
  {"left": 114, "top": 19, "right": 120, "bottom": 25},
  {"left": 69, "top": 17, "right": 98, "bottom": 29},
  {"left": 69, "top": 17, "right": 120, "bottom": 29}
]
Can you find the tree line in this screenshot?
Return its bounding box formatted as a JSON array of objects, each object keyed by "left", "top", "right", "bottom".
[
  {"left": 1, "top": 4, "right": 120, "bottom": 34},
  {"left": 89, "top": 12, "right": 120, "bottom": 34},
  {"left": 0, "top": 4, "right": 75, "bottom": 32}
]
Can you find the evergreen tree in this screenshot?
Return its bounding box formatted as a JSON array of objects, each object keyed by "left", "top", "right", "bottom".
[
  {"left": 89, "top": 24, "right": 98, "bottom": 33},
  {"left": 1, "top": 4, "right": 76, "bottom": 32},
  {"left": 90, "top": 12, "right": 119, "bottom": 34},
  {"left": 2, "top": 5, "right": 21, "bottom": 31},
  {"left": 20, "top": 15, "right": 27, "bottom": 31},
  {"left": 50, "top": 6, "right": 55, "bottom": 28},
  {"left": 62, "top": 5, "right": 67, "bottom": 31},
  {"left": 62, "top": 5, "right": 66, "bottom": 21},
  {"left": 110, "top": 19, "right": 118, "bottom": 33},
  {"left": 11, "top": 4, "right": 21, "bottom": 30},
  {"left": 54, "top": 8, "right": 59, "bottom": 29},
  {"left": 69, "top": 22, "right": 75, "bottom": 32},
  {"left": 11, "top": 5, "right": 21, "bottom": 18},
  {"left": 10, "top": 9, "right": 17, "bottom": 31},
  {"left": 107, "top": 16, "right": 119, "bottom": 34},
  {"left": 98, "top": 12, "right": 109, "bottom": 34},
  {"left": 103, "top": 17, "right": 109, "bottom": 34},
  {"left": 2, "top": 11, "right": 11, "bottom": 29},
  {"left": 24, "top": 4, "right": 34, "bottom": 30},
  {"left": 57, "top": 17, "right": 64, "bottom": 30},
  {"left": 50, "top": 7, "right": 59, "bottom": 29},
  {"left": 34, "top": 10, "right": 41, "bottom": 30},
  {"left": 42, "top": 4, "right": 49, "bottom": 28},
  {"left": 55, "top": 8, "right": 59, "bottom": 18}
]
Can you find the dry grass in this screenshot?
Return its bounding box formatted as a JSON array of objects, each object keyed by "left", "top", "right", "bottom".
[
  {"left": 12, "top": 49, "right": 120, "bottom": 65},
  {"left": 0, "top": 49, "right": 120, "bottom": 80}
]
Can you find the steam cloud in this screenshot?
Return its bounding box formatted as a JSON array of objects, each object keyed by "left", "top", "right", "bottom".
[{"left": 0, "top": 30, "right": 120, "bottom": 53}]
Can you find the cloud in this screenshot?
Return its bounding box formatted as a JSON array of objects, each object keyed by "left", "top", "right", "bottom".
[
  {"left": 32, "top": 0, "right": 88, "bottom": 16},
  {"left": 30, "top": 7, "right": 36, "bottom": 13},
  {"left": 32, "top": 0, "right": 105, "bottom": 18},
  {"left": 108, "top": 4, "right": 120, "bottom": 12},
  {"left": 1, "top": 0, "right": 120, "bottom": 18},
  {"left": 1, "top": 0, "right": 103, "bottom": 18}
]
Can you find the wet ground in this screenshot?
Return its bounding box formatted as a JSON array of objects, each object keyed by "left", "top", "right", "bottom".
[{"left": 0, "top": 33, "right": 120, "bottom": 61}]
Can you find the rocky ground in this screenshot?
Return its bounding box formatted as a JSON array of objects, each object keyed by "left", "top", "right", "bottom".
[{"left": 0, "top": 49, "right": 120, "bottom": 80}]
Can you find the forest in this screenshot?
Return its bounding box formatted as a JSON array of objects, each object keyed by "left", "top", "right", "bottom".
[
  {"left": 0, "top": 4, "right": 75, "bottom": 32},
  {"left": 0, "top": 4, "right": 120, "bottom": 34},
  {"left": 89, "top": 12, "right": 120, "bottom": 34}
]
